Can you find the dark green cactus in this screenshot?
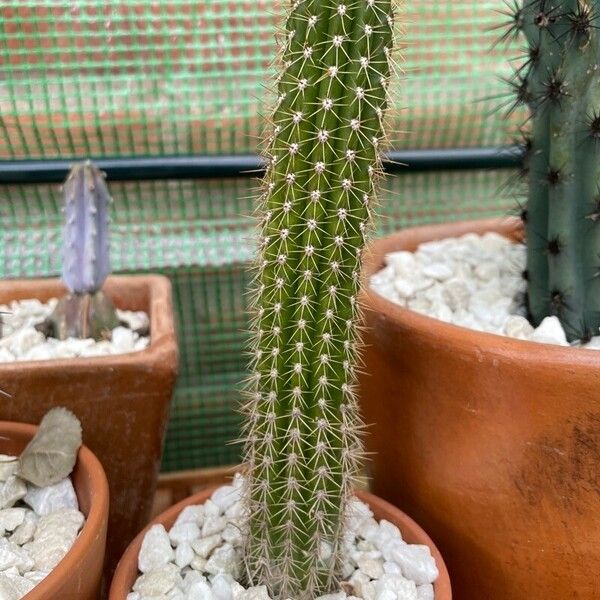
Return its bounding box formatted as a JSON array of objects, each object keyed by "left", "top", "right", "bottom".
[
  {"left": 37, "top": 162, "right": 119, "bottom": 341},
  {"left": 501, "top": 0, "right": 600, "bottom": 341},
  {"left": 241, "top": 0, "right": 397, "bottom": 598}
]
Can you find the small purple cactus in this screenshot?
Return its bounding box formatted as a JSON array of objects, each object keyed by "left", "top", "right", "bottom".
[
  {"left": 62, "top": 161, "right": 111, "bottom": 294},
  {"left": 36, "top": 161, "right": 119, "bottom": 340}
]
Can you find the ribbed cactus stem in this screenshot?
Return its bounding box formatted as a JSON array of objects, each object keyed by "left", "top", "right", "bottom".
[
  {"left": 38, "top": 162, "right": 119, "bottom": 341},
  {"left": 502, "top": 0, "right": 600, "bottom": 340},
  {"left": 242, "top": 0, "right": 396, "bottom": 598},
  {"left": 62, "top": 161, "right": 112, "bottom": 294}
]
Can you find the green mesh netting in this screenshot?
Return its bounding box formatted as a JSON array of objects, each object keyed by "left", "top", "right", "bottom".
[{"left": 0, "top": 1, "right": 520, "bottom": 470}]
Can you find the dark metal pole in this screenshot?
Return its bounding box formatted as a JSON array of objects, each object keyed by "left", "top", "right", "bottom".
[{"left": 0, "top": 146, "right": 523, "bottom": 185}]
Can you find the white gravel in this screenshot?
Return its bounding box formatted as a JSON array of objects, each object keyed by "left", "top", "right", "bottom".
[
  {"left": 0, "top": 298, "right": 150, "bottom": 362},
  {"left": 128, "top": 475, "right": 439, "bottom": 600},
  {"left": 370, "top": 231, "right": 600, "bottom": 349},
  {"left": 0, "top": 455, "right": 85, "bottom": 598}
]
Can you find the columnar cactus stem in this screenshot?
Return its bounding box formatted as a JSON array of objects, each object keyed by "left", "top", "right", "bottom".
[
  {"left": 38, "top": 162, "right": 119, "bottom": 340},
  {"left": 502, "top": 0, "right": 600, "bottom": 341},
  {"left": 242, "top": 0, "right": 397, "bottom": 598}
]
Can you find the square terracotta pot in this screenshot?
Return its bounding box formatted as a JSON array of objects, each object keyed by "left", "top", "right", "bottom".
[{"left": 0, "top": 275, "right": 178, "bottom": 579}]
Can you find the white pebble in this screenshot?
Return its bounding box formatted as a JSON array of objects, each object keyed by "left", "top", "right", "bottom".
[
  {"left": 205, "top": 543, "right": 239, "bottom": 577},
  {"left": 422, "top": 263, "right": 453, "bottom": 281},
  {"left": 174, "top": 504, "right": 204, "bottom": 527},
  {"left": 9, "top": 511, "right": 37, "bottom": 546},
  {"left": 0, "top": 509, "right": 25, "bottom": 534},
  {"left": 0, "top": 571, "right": 34, "bottom": 599},
  {"left": 239, "top": 585, "right": 271, "bottom": 600},
  {"left": 211, "top": 485, "right": 240, "bottom": 513},
  {"left": 24, "top": 479, "right": 78, "bottom": 516},
  {"left": 212, "top": 573, "right": 237, "bottom": 600},
  {"left": 531, "top": 316, "right": 569, "bottom": 346},
  {"left": 394, "top": 279, "right": 416, "bottom": 300},
  {"left": 317, "top": 593, "right": 347, "bottom": 600},
  {"left": 202, "top": 515, "right": 227, "bottom": 537},
  {"left": 117, "top": 309, "right": 149, "bottom": 332},
  {"left": 175, "top": 542, "right": 194, "bottom": 569},
  {"left": 138, "top": 524, "right": 175, "bottom": 573},
  {"left": 416, "top": 583, "right": 434, "bottom": 600},
  {"left": 0, "top": 478, "right": 27, "bottom": 510},
  {"left": 133, "top": 563, "right": 180, "bottom": 596},
  {"left": 374, "top": 520, "right": 403, "bottom": 558},
  {"left": 374, "top": 574, "right": 417, "bottom": 600},
  {"left": 356, "top": 554, "right": 384, "bottom": 579},
  {"left": 0, "top": 458, "right": 18, "bottom": 484},
  {"left": 388, "top": 544, "right": 438, "bottom": 586},
  {"left": 188, "top": 576, "right": 217, "bottom": 600},
  {"left": 0, "top": 538, "right": 34, "bottom": 573},
  {"left": 191, "top": 533, "right": 222, "bottom": 558},
  {"left": 169, "top": 521, "right": 200, "bottom": 546},
  {"left": 22, "top": 569, "right": 47, "bottom": 585},
  {"left": 25, "top": 509, "right": 84, "bottom": 571},
  {"left": 503, "top": 315, "right": 534, "bottom": 340},
  {"left": 111, "top": 327, "right": 136, "bottom": 353}
]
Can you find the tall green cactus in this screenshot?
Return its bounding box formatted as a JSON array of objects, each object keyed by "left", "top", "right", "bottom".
[
  {"left": 502, "top": 0, "right": 600, "bottom": 341},
  {"left": 242, "top": 0, "right": 397, "bottom": 598}
]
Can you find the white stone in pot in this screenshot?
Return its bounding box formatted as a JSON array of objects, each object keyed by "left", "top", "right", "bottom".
[
  {"left": 25, "top": 509, "right": 84, "bottom": 571},
  {"left": 388, "top": 544, "right": 439, "bottom": 586},
  {"left": 0, "top": 478, "right": 27, "bottom": 511},
  {"left": 0, "top": 509, "right": 25, "bottom": 535},
  {"left": 0, "top": 538, "right": 34, "bottom": 573},
  {"left": 23, "top": 478, "right": 78, "bottom": 516},
  {"left": 138, "top": 524, "right": 175, "bottom": 573},
  {"left": 0, "top": 459, "right": 18, "bottom": 484},
  {"left": 133, "top": 562, "right": 181, "bottom": 596},
  {"left": 9, "top": 511, "right": 38, "bottom": 546},
  {"left": 169, "top": 521, "right": 200, "bottom": 546},
  {"left": 175, "top": 541, "right": 194, "bottom": 569},
  {"left": 129, "top": 480, "right": 441, "bottom": 600},
  {"left": 530, "top": 316, "right": 569, "bottom": 346}
]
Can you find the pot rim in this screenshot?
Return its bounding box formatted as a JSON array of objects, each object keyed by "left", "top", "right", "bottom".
[
  {"left": 3, "top": 421, "right": 109, "bottom": 600},
  {"left": 109, "top": 486, "right": 451, "bottom": 600},
  {"left": 0, "top": 273, "right": 177, "bottom": 370},
  {"left": 360, "top": 216, "right": 600, "bottom": 369}
]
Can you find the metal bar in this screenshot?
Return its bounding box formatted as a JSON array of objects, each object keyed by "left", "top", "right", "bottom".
[{"left": 0, "top": 146, "right": 524, "bottom": 185}]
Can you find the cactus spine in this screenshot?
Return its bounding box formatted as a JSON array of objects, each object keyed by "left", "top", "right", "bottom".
[
  {"left": 503, "top": 0, "right": 600, "bottom": 340},
  {"left": 242, "top": 0, "right": 397, "bottom": 598},
  {"left": 39, "top": 162, "right": 119, "bottom": 340}
]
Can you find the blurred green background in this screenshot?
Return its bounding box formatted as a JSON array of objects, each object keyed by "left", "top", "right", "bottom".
[{"left": 0, "top": 1, "right": 522, "bottom": 471}]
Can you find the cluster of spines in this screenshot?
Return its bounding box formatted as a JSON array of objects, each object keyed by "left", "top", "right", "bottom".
[
  {"left": 498, "top": 0, "right": 600, "bottom": 341},
  {"left": 241, "top": 0, "right": 398, "bottom": 598},
  {"left": 62, "top": 161, "right": 112, "bottom": 295}
]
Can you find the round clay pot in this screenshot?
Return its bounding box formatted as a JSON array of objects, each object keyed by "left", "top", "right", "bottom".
[
  {"left": 2, "top": 421, "right": 109, "bottom": 600},
  {"left": 359, "top": 217, "right": 600, "bottom": 600},
  {"left": 109, "top": 487, "right": 451, "bottom": 599}
]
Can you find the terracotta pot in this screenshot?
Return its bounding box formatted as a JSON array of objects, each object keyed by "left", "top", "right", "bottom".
[
  {"left": 359, "top": 217, "right": 600, "bottom": 600},
  {"left": 2, "top": 420, "right": 109, "bottom": 600},
  {"left": 0, "top": 275, "right": 178, "bottom": 580},
  {"left": 109, "top": 487, "right": 451, "bottom": 599}
]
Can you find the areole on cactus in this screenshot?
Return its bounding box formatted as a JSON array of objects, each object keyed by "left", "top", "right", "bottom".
[
  {"left": 241, "top": 0, "right": 398, "bottom": 599},
  {"left": 37, "top": 161, "right": 119, "bottom": 341},
  {"left": 502, "top": 0, "right": 600, "bottom": 341}
]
